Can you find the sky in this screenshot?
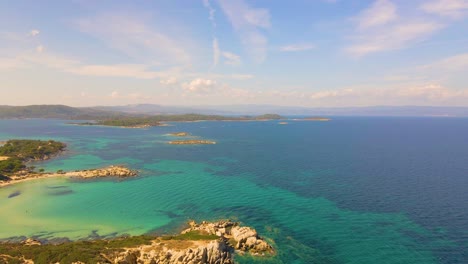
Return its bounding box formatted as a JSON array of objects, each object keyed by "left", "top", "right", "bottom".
[{"left": 0, "top": 0, "right": 467, "bottom": 107}]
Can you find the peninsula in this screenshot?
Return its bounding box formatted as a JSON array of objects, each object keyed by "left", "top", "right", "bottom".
[
  {"left": 0, "top": 165, "right": 138, "bottom": 188},
  {"left": 0, "top": 220, "right": 274, "bottom": 263},
  {"left": 73, "top": 114, "right": 284, "bottom": 128},
  {"left": 0, "top": 139, "right": 65, "bottom": 178},
  {"left": 0, "top": 139, "right": 137, "bottom": 187}
]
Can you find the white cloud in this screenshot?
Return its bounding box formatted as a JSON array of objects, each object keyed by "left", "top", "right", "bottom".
[
  {"left": 307, "top": 83, "right": 468, "bottom": 105},
  {"left": 29, "top": 29, "right": 40, "bottom": 37},
  {"left": 353, "top": 0, "right": 397, "bottom": 30},
  {"left": 419, "top": 53, "right": 468, "bottom": 72},
  {"left": 160, "top": 77, "right": 178, "bottom": 85},
  {"left": 183, "top": 78, "right": 217, "bottom": 93},
  {"left": 222, "top": 51, "right": 241, "bottom": 66},
  {"left": 110, "top": 91, "right": 120, "bottom": 98},
  {"left": 280, "top": 44, "right": 315, "bottom": 52},
  {"left": 67, "top": 64, "right": 166, "bottom": 79},
  {"left": 346, "top": 22, "right": 443, "bottom": 56},
  {"left": 75, "top": 13, "right": 191, "bottom": 65},
  {"left": 421, "top": 0, "right": 468, "bottom": 19},
  {"left": 217, "top": 0, "right": 271, "bottom": 63},
  {"left": 346, "top": 0, "right": 445, "bottom": 56}
]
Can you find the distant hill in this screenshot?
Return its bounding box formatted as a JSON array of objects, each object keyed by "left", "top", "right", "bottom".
[
  {"left": 2, "top": 104, "right": 468, "bottom": 118},
  {"left": 0, "top": 105, "right": 126, "bottom": 119},
  {"left": 91, "top": 104, "right": 468, "bottom": 117},
  {"left": 93, "top": 104, "right": 234, "bottom": 115}
]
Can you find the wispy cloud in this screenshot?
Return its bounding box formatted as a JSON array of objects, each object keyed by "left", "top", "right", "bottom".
[
  {"left": 67, "top": 64, "right": 167, "bottom": 79},
  {"left": 353, "top": 0, "right": 397, "bottom": 30},
  {"left": 212, "top": 38, "right": 220, "bottom": 67},
  {"left": 346, "top": 22, "right": 443, "bottom": 56},
  {"left": 222, "top": 51, "right": 241, "bottom": 66},
  {"left": 280, "top": 44, "right": 315, "bottom": 52},
  {"left": 346, "top": 0, "right": 443, "bottom": 56},
  {"left": 203, "top": 0, "right": 217, "bottom": 27},
  {"left": 421, "top": 0, "right": 468, "bottom": 19},
  {"left": 420, "top": 53, "right": 468, "bottom": 72},
  {"left": 217, "top": 0, "right": 270, "bottom": 63},
  {"left": 75, "top": 13, "right": 191, "bottom": 65}
]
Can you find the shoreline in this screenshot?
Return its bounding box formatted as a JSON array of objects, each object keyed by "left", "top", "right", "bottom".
[
  {"left": 0, "top": 220, "right": 274, "bottom": 263},
  {"left": 0, "top": 165, "right": 138, "bottom": 188}
]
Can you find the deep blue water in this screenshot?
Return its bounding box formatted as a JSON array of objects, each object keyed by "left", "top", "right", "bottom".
[{"left": 0, "top": 117, "right": 467, "bottom": 263}]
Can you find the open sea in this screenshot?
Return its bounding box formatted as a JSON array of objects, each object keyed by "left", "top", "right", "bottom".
[{"left": 0, "top": 118, "right": 467, "bottom": 264}]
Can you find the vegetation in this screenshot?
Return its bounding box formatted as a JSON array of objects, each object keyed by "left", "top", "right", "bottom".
[
  {"left": 0, "top": 139, "right": 65, "bottom": 176},
  {"left": 0, "top": 105, "right": 124, "bottom": 120},
  {"left": 0, "top": 231, "right": 219, "bottom": 264},
  {"left": 161, "top": 231, "right": 219, "bottom": 241},
  {"left": 0, "top": 140, "right": 65, "bottom": 161},
  {"left": 0, "top": 236, "right": 153, "bottom": 264},
  {"left": 75, "top": 113, "right": 284, "bottom": 128}
]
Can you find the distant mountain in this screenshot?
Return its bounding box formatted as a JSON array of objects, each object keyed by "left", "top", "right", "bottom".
[
  {"left": 93, "top": 104, "right": 235, "bottom": 115},
  {"left": 2, "top": 104, "right": 468, "bottom": 119},
  {"left": 0, "top": 105, "right": 126, "bottom": 119},
  {"left": 92, "top": 104, "right": 468, "bottom": 117}
]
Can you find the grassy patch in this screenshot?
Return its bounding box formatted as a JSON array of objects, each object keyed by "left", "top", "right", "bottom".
[{"left": 161, "top": 231, "right": 219, "bottom": 241}]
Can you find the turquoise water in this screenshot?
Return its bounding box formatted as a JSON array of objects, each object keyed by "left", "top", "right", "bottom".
[{"left": 0, "top": 118, "right": 467, "bottom": 263}]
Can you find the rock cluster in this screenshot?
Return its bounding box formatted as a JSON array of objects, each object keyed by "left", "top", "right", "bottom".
[
  {"left": 168, "top": 140, "right": 216, "bottom": 145},
  {"left": 169, "top": 132, "right": 190, "bottom": 137},
  {"left": 112, "top": 240, "right": 233, "bottom": 264},
  {"left": 69, "top": 165, "right": 138, "bottom": 178},
  {"left": 111, "top": 220, "right": 273, "bottom": 264},
  {"left": 183, "top": 220, "right": 274, "bottom": 254}
]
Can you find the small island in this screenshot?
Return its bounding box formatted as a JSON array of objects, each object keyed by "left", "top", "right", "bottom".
[
  {"left": 168, "top": 140, "right": 216, "bottom": 145},
  {"left": 168, "top": 132, "right": 191, "bottom": 137},
  {"left": 292, "top": 117, "right": 331, "bottom": 121},
  {"left": 0, "top": 220, "right": 274, "bottom": 263},
  {"left": 73, "top": 114, "right": 284, "bottom": 128}
]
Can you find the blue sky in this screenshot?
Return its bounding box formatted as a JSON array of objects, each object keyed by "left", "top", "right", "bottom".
[{"left": 0, "top": 0, "right": 467, "bottom": 107}]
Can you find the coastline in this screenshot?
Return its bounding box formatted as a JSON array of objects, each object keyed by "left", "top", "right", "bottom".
[
  {"left": 0, "top": 220, "right": 274, "bottom": 263},
  {"left": 0, "top": 165, "right": 138, "bottom": 188}
]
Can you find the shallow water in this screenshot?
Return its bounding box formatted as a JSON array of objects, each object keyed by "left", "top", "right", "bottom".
[{"left": 0, "top": 118, "right": 467, "bottom": 263}]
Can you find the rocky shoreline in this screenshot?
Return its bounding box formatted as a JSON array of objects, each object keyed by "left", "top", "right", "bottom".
[
  {"left": 0, "top": 165, "right": 138, "bottom": 188},
  {"left": 0, "top": 220, "right": 274, "bottom": 264}
]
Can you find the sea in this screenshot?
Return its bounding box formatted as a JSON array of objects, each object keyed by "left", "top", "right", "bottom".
[{"left": 0, "top": 117, "right": 467, "bottom": 264}]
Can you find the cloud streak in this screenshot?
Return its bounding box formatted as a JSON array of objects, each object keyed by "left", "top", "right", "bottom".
[
  {"left": 346, "top": 0, "right": 443, "bottom": 56},
  {"left": 217, "top": 0, "right": 270, "bottom": 63},
  {"left": 280, "top": 44, "right": 315, "bottom": 52},
  {"left": 75, "top": 13, "right": 191, "bottom": 65},
  {"left": 421, "top": 0, "right": 468, "bottom": 19}
]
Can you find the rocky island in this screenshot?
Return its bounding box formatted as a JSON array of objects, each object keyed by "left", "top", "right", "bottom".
[
  {"left": 168, "top": 140, "right": 216, "bottom": 145},
  {"left": 292, "top": 117, "right": 331, "bottom": 121},
  {"left": 168, "top": 132, "right": 191, "bottom": 137},
  {"left": 0, "top": 220, "right": 274, "bottom": 263}
]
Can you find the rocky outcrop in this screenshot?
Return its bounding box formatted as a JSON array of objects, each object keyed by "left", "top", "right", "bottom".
[
  {"left": 168, "top": 140, "right": 216, "bottom": 145},
  {"left": 182, "top": 220, "right": 274, "bottom": 255},
  {"left": 111, "top": 239, "right": 233, "bottom": 264},
  {"left": 110, "top": 220, "right": 273, "bottom": 264},
  {"left": 168, "top": 132, "right": 190, "bottom": 137},
  {"left": 67, "top": 165, "right": 138, "bottom": 178},
  {"left": 1, "top": 165, "right": 138, "bottom": 188}
]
